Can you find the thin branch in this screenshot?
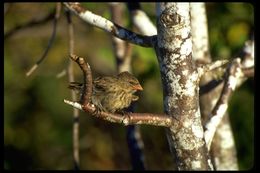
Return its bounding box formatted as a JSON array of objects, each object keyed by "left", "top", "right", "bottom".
[
  {"left": 200, "top": 78, "right": 223, "bottom": 96},
  {"left": 66, "top": 9, "right": 80, "bottom": 170},
  {"left": 56, "top": 69, "right": 67, "bottom": 78},
  {"left": 197, "top": 60, "right": 229, "bottom": 78},
  {"left": 200, "top": 40, "right": 254, "bottom": 95},
  {"left": 204, "top": 58, "right": 243, "bottom": 150},
  {"left": 69, "top": 54, "right": 92, "bottom": 105},
  {"left": 26, "top": 3, "right": 61, "bottom": 77},
  {"left": 63, "top": 2, "right": 156, "bottom": 47},
  {"left": 4, "top": 8, "right": 55, "bottom": 40},
  {"left": 64, "top": 99, "right": 173, "bottom": 127}
]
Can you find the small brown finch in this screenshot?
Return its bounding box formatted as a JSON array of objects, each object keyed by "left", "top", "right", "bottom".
[{"left": 69, "top": 71, "right": 143, "bottom": 113}]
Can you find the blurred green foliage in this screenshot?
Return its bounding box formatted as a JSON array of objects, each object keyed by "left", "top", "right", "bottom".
[{"left": 4, "top": 2, "right": 254, "bottom": 170}]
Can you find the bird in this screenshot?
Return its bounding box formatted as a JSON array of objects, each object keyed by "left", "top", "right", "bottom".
[{"left": 68, "top": 71, "right": 143, "bottom": 113}]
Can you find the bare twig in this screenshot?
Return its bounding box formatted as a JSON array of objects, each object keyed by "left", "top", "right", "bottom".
[
  {"left": 26, "top": 3, "right": 61, "bottom": 77},
  {"left": 65, "top": 9, "right": 80, "bottom": 170},
  {"left": 56, "top": 69, "right": 67, "bottom": 78},
  {"left": 204, "top": 58, "right": 243, "bottom": 150},
  {"left": 197, "top": 60, "right": 229, "bottom": 78},
  {"left": 69, "top": 54, "right": 92, "bottom": 105},
  {"left": 4, "top": 8, "right": 55, "bottom": 40},
  {"left": 63, "top": 2, "right": 156, "bottom": 47}
]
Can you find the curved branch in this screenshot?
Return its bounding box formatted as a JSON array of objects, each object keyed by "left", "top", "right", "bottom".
[
  {"left": 204, "top": 58, "right": 243, "bottom": 150},
  {"left": 4, "top": 8, "right": 55, "bottom": 40},
  {"left": 26, "top": 3, "right": 61, "bottom": 77},
  {"left": 69, "top": 54, "right": 92, "bottom": 105},
  {"left": 63, "top": 2, "right": 156, "bottom": 47}
]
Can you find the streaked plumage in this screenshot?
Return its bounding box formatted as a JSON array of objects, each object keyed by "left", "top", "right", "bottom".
[{"left": 69, "top": 71, "right": 143, "bottom": 113}]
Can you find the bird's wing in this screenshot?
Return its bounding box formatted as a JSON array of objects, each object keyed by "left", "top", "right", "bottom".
[{"left": 93, "top": 76, "right": 116, "bottom": 92}]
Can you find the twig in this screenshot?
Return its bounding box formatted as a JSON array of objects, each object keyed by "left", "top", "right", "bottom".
[
  {"left": 26, "top": 3, "right": 61, "bottom": 77},
  {"left": 63, "top": 2, "right": 156, "bottom": 47},
  {"left": 56, "top": 69, "right": 67, "bottom": 78},
  {"left": 197, "top": 60, "right": 229, "bottom": 78},
  {"left": 204, "top": 58, "right": 243, "bottom": 150},
  {"left": 4, "top": 8, "right": 55, "bottom": 40},
  {"left": 200, "top": 40, "right": 254, "bottom": 95},
  {"left": 69, "top": 54, "right": 92, "bottom": 105},
  {"left": 65, "top": 9, "right": 80, "bottom": 170}
]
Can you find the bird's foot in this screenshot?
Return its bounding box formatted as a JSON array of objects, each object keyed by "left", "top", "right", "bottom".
[{"left": 121, "top": 111, "right": 131, "bottom": 125}]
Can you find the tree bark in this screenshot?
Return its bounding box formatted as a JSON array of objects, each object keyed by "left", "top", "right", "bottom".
[{"left": 155, "top": 3, "right": 213, "bottom": 170}]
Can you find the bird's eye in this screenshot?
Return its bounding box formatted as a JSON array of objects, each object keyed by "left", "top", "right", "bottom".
[{"left": 129, "top": 81, "right": 136, "bottom": 85}]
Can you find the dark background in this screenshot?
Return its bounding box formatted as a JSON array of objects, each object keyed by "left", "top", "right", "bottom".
[{"left": 4, "top": 3, "right": 254, "bottom": 170}]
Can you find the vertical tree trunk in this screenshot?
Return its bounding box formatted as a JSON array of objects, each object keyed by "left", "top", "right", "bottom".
[
  {"left": 190, "top": 3, "right": 238, "bottom": 170},
  {"left": 155, "top": 3, "right": 212, "bottom": 170}
]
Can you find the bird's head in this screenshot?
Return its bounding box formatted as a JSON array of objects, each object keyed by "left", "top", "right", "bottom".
[{"left": 117, "top": 71, "right": 143, "bottom": 92}]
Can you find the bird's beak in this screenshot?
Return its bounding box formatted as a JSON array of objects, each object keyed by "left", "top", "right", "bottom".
[{"left": 133, "top": 84, "right": 143, "bottom": 91}]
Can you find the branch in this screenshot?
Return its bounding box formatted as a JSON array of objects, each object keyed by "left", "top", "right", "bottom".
[
  {"left": 65, "top": 9, "right": 80, "bottom": 170},
  {"left": 127, "top": 2, "right": 157, "bottom": 36},
  {"left": 4, "top": 8, "right": 55, "bottom": 40},
  {"left": 69, "top": 54, "right": 92, "bottom": 105},
  {"left": 26, "top": 3, "right": 61, "bottom": 77},
  {"left": 200, "top": 40, "right": 254, "bottom": 95},
  {"left": 65, "top": 54, "right": 176, "bottom": 128},
  {"left": 109, "top": 3, "right": 133, "bottom": 73},
  {"left": 197, "top": 60, "right": 229, "bottom": 78},
  {"left": 204, "top": 58, "right": 243, "bottom": 150},
  {"left": 63, "top": 2, "right": 156, "bottom": 47},
  {"left": 64, "top": 99, "right": 173, "bottom": 127},
  {"left": 190, "top": 2, "right": 211, "bottom": 63}
]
